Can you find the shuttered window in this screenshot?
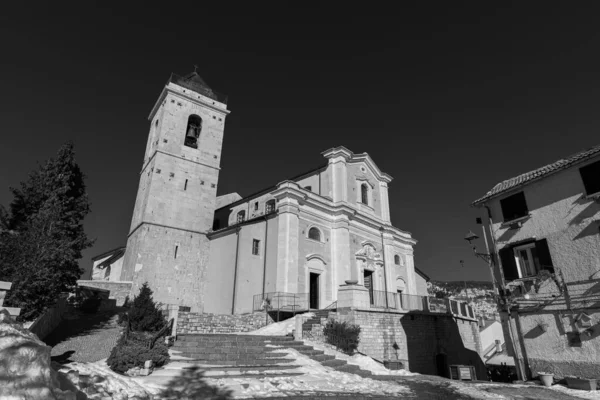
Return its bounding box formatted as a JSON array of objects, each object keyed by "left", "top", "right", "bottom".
[
  {"left": 499, "top": 238, "right": 554, "bottom": 281},
  {"left": 500, "top": 192, "right": 529, "bottom": 222},
  {"left": 579, "top": 160, "right": 600, "bottom": 196}
]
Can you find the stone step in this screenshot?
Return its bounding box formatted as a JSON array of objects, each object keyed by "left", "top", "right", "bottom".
[
  {"left": 172, "top": 357, "right": 295, "bottom": 365},
  {"left": 171, "top": 348, "right": 288, "bottom": 357},
  {"left": 171, "top": 344, "right": 281, "bottom": 352},
  {"left": 308, "top": 354, "right": 336, "bottom": 362},
  {"left": 145, "top": 367, "right": 305, "bottom": 380},
  {"left": 276, "top": 344, "right": 314, "bottom": 351},
  {"left": 295, "top": 349, "right": 324, "bottom": 356},
  {"left": 321, "top": 359, "right": 347, "bottom": 368},
  {"left": 334, "top": 364, "right": 360, "bottom": 373},
  {"left": 176, "top": 334, "right": 294, "bottom": 342},
  {"left": 188, "top": 364, "right": 302, "bottom": 372}
]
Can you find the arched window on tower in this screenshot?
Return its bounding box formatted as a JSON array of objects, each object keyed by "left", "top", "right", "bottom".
[
  {"left": 308, "top": 227, "right": 321, "bottom": 242},
  {"left": 236, "top": 210, "right": 245, "bottom": 224},
  {"left": 184, "top": 114, "right": 202, "bottom": 149},
  {"left": 361, "top": 183, "right": 369, "bottom": 205},
  {"left": 394, "top": 255, "right": 401, "bottom": 265}
]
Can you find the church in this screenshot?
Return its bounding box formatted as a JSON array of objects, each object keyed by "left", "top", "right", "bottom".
[{"left": 90, "top": 71, "right": 429, "bottom": 314}]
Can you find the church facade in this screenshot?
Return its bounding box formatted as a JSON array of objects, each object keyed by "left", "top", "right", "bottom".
[{"left": 95, "top": 71, "right": 427, "bottom": 313}]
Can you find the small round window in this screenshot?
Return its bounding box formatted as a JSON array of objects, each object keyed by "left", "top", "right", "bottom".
[{"left": 360, "top": 166, "right": 367, "bottom": 173}]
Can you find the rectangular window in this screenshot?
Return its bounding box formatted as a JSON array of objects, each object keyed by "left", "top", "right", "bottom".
[
  {"left": 500, "top": 238, "right": 554, "bottom": 281},
  {"left": 500, "top": 191, "right": 529, "bottom": 222},
  {"left": 252, "top": 239, "right": 260, "bottom": 255},
  {"left": 305, "top": 186, "right": 312, "bottom": 191},
  {"left": 254, "top": 202, "right": 259, "bottom": 211},
  {"left": 579, "top": 160, "right": 600, "bottom": 196}
]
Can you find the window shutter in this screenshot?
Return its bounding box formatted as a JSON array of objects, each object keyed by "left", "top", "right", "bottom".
[
  {"left": 535, "top": 239, "right": 555, "bottom": 273},
  {"left": 499, "top": 247, "right": 519, "bottom": 281}
]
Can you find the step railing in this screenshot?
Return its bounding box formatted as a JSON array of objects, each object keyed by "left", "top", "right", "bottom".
[{"left": 252, "top": 292, "right": 309, "bottom": 312}]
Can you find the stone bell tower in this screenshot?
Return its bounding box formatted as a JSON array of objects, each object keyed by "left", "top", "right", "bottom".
[{"left": 120, "top": 71, "right": 230, "bottom": 311}]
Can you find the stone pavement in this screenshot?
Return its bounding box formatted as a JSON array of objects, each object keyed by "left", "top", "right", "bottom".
[{"left": 43, "top": 307, "right": 123, "bottom": 363}]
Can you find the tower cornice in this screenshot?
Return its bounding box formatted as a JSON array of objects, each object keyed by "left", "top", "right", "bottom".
[{"left": 149, "top": 82, "right": 231, "bottom": 121}]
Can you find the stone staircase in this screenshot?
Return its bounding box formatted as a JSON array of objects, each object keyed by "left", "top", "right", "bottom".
[
  {"left": 301, "top": 309, "right": 332, "bottom": 335},
  {"left": 166, "top": 333, "right": 372, "bottom": 379}
]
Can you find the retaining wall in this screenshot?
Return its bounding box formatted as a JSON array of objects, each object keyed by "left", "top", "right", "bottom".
[
  {"left": 27, "top": 293, "right": 69, "bottom": 340},
  {"left": 177, "top": 312, "right": 273, "bottom": 334},
  {"left": 330, "top": 308, "right": 486, "bottom": 378},
  {"left": 76, "top": 280, "right": 132, "bottom": 306}
]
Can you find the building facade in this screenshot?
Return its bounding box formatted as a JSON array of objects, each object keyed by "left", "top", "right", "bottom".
[
  {"left": 95, "top": 71, "right": 427, "bottom": 314},
  {"left": 472, "top": 145, "right": 600, "bottom": 379}
]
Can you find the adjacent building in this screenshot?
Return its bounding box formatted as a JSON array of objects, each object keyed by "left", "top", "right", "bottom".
[{"left": 472, "top": 145, "right": 600, "bottom": 379}]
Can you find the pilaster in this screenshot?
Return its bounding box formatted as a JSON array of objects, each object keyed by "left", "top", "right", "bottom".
[
  {"left": 379, "top": 182, "right": 391, "bottom": 223},
  {"left": 330, "top": 217, "right": 352, "bottom": 300},
  {"left": 276, "top": 197, "right": 300, "bottom": 292},
  {"left": 330, "top": 156, "right": 348, "bottom": 203}
]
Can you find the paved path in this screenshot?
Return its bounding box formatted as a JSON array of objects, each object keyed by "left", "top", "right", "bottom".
[{"left": 43, "top": 308, "right": 123, "bottom": 363}]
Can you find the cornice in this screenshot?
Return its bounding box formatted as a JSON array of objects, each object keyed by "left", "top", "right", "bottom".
[
  {"left": 322, "top": 146, "right": 393, "bottom": 183},
  {"left": 306, "top": 254, "right": 327, "bottom": 264},
  {"left": 272, "top": 180, "right": 416, "bottom": 245},
  {"left": 148, "top": 83, "right": 231, "bottom": 121}
]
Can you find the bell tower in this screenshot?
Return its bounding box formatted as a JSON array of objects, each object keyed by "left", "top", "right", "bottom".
[{"left": 121, "top": 71, "right": 230, "bottom": 311}]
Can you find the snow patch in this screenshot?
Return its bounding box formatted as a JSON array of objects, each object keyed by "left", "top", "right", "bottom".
[
  {"left": 305, "top": 338, "right": 418, "bottom": 376},
  {"left": 241, "top": 312, "right": 314, "bottom": 336}
]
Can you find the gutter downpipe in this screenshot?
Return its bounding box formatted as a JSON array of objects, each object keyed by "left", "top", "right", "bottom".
[
  {"left": 484, "top": 204, "right": 529, "bottom": 381},
  {"left": 232, "top": 226, "right": 242, "bottom": 315},
  {"left": 379, "top": 226, "right": 389, "bottom": 309}
]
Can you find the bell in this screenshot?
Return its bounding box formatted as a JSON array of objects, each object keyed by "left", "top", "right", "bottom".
[{"left": 186, "top": 126, "right": 197, "bottom": 139}]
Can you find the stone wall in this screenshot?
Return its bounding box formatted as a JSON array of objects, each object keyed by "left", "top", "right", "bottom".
[
  {"left": 27, "top": 294, "right": 69, "bottom": 340},
  {"left": 177, "top": 312, "right": 273, "bottom": 334},
  {"left": 331, "top": 308, "right": 486, "bottom": 379},
  {"left": 76, "top": 280, "right": 132, "bottom": 306}
]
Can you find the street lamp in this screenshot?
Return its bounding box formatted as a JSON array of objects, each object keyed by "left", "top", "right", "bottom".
[
  {"left": 464, "top": 230, "right": 494, "bottom": 263},
  {"left": 464, "top": 227, "right": 499, "bottom": 296}
]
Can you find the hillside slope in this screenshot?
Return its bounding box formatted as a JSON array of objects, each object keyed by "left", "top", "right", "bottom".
[{"left": 427, "top": 280, "right": 499, "bottom": 321}]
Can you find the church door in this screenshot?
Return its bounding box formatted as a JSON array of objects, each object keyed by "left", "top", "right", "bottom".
[
  {"left": 309, "top": 273, "right": 319, "bottom": 309},
  {"left": 364, "top": 270, "right": 374, "bottom": 305}
]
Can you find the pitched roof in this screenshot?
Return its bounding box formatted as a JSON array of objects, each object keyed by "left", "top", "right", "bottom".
[
  {"left": 415, "top": 267, "right": 431, "bottom": 282},
  {"left": 91, "top": 246, "right": 126, "bottom": 261},
  {"left": 168, "top": 71, "right": 228, "bottom": 104},
  {"left": 472, "top": 144, "right": 600, "bottom": 206}
]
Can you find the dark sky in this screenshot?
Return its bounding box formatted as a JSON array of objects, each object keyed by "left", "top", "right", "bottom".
[{"left": 1, "top": 3, "right": 598, "bottom": 282}]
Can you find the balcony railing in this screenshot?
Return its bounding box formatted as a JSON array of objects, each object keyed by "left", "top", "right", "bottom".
[
  {"left": 252, "top": 292, "right": 309, "bottom": 313},
  {"left": 369, "top": 290, "right": 475, "bottom": 320}
]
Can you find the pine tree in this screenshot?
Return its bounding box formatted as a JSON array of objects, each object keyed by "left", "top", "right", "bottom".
[
  {"left": 0, "top": 142, "right": 93, "bottom": 320},
  {"left": 128, "top": 282, "right": 166, "bottom": 332}
]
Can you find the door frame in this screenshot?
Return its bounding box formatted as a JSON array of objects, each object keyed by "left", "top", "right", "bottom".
[{"left": 309, "top": 272, "right": 320, "bottom": 309}]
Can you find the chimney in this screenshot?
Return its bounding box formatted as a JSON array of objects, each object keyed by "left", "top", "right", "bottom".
[{"left": 495, "top": 339, "right": 502, "bottom": 353}]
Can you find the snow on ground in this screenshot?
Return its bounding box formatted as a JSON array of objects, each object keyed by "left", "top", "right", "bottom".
[
  {"left": 221, "top": 346, "right": 413, "bottom": 397},
  {"left": 241, "top": 312, "right": 314, "bottom": 336},
  {"left": 549, "top": 383, "right": 600, "bottom": 399},
  {"left": 63, "top": 359, "right": 156, "bottom": 399},
  {"left": 304, "top": 338, "right": 418, "bottom": 376}
]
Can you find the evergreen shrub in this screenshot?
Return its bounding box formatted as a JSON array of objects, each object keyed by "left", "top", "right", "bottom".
[
  {"left": 107, "top": 282, "right": 170, "bottom": 374},
  {"left": 107, "top": 335, "right": 169, "bottom": 374},
  {"left": 128, "top": 282, "right": 166, "bottom": 332},
  {"left": 323, "top": 320, "right": 361, "bottom": 354}
]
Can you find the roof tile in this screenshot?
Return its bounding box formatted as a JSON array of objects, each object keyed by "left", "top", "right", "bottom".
[{"left": 472, "top": 144, "right": 600, "bottom": 205}]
